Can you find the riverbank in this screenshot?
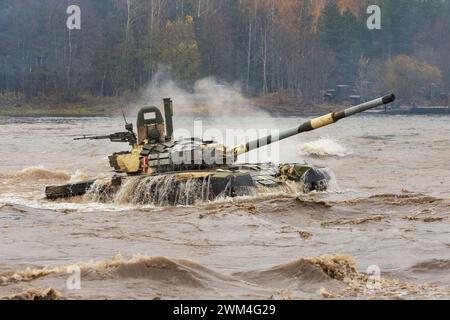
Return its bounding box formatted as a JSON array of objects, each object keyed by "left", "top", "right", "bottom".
[
  {"left": 0, "top": 95, "right": 125, "bottom": 117},
  {"left": 0, "top": 94, "right": 338, "bottom": 118},
  {"left": 4, "top": 94, "right": 447, "bottom": 118}
]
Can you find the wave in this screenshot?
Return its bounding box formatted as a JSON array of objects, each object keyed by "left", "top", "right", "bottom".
[
  {"left": 0, "top": 255, "right": 235, "bottom": 288},
  {"left": 234, "top": 254, "right": 357, "bottom": 290},
  {"left": 1, "top": 254, "right": 357, "bottom": 287},
  {"left": 299, "top": 138, "right": 351, "bottom": 157},
  {"left": 321, "top": 215, "right": 385, "bottom": 227},
  {"left": 13, "top": 166, "right": 71, "bottom": 181},
  {"left": 1, "top": 288, "right": 62, "bottom": 300},
  {"left": 1, "top": 254, "right": 447, "bottom": 299},
  {"left": 334, "top": 192, "right": 445, "bottom": 206},
  {"left": 409, "top": 259, "right": 450, "bottom": 273},
  {"left": 0, "top": 167, "right": 91, "bottom": 184}
]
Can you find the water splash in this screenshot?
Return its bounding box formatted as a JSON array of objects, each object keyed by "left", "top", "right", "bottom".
[
  {"left": 81, "top": 168, "right": 341, "bottom": 207},
  {"left": 69, "top": 170, "right": 91, "bottom": 183},
  {"left": 299, "top": 138, "right": 351, "bottom": 157},
  {"left": 85, "top": 174, "right": 216, "bottom": 206}
]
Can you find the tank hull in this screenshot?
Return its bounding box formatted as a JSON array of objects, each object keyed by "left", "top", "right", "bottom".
[{"left": 45, "top": 163, "right": 331, "bottom": 205}]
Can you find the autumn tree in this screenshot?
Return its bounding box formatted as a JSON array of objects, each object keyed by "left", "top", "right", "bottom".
[
  {"left": 1, "top": 0, "right": 449, "bottom": 107},
  {"left": 382, "top": 55, "right": 442, "bottom": 104},
  {"left": 157, "top": 16, "right": 200, "bottom": 84}
]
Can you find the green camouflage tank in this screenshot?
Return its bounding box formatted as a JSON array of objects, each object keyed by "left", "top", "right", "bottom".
[{"left": 45, "top": 94, "right": 395, "bottom": 205}]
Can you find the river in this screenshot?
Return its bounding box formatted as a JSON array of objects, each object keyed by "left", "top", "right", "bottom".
[{"left": 0, "top": 114, "right": 448, "bottom": 299}]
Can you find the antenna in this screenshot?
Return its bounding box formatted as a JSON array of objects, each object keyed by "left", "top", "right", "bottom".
[
  {"left": 121, "top": 107, "right": 128, "bottom": 125},
  {"left": 121, "top": 107, "right": 134, "bottom": 133}
]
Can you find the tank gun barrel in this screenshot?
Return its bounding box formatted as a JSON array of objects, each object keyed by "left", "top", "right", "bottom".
[{"left": 232, "top": 94, "right": 395, "bottom": 157}]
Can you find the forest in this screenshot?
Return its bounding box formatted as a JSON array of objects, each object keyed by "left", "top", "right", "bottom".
[{"left": 1, "top": 0, "right": 449, "bottom": 112}]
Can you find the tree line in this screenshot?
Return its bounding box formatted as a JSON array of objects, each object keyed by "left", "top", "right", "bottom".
[{"left": 0, "top": 0, "right": 449, "bottom": 105}]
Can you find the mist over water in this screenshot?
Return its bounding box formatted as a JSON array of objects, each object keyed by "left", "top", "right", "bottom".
[{"left": 0, "top": 114, "right": 449, "bottom": 299}]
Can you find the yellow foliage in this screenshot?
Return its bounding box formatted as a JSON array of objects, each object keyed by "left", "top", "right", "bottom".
[
  {"left": 185, "top": 15, "right": 194, "bottom": 25},
  {"left": 310, "top": 0, "right": 364, "bottom": 27},
  {"left": 158, "top": 17, "right": 200, "bottom": 83},
  {"left": 239, "top": 0, "right": 365, "bottom": 32},
  {"left": 383, "top": 55, "right": 442, "bottom": 103},
  {"left": 336, "top": 0, "right": 363, "bottom": 16}
]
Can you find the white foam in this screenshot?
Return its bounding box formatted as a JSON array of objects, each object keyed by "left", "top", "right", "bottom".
[
  {"left": 0, "top": 193, "right": 152, "bottom": 213},
  {"left": 299, "top": 138, "right": 351, "bottom": 157},
  {"left": 68, "top": 170, "right": 92, "bottom": 183}
]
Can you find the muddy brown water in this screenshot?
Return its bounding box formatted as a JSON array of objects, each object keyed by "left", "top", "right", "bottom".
[{"left": 0, "top": 115, "right": 449, "bottom": 300}]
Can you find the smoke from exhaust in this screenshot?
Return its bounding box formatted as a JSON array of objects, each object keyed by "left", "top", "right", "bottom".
[{"left": 133, "top": 67, "right": 269, "bottom": 118}]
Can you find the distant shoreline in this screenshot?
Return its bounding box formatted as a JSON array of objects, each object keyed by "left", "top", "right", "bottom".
[
  {"left": 0, "top": 95, "right": 341, "bottom": 118},
  {"left": 1, "top": 96, "right": 448, "bottom": 118},
  {"left": 0, "top": 108, "right": 111, "bottom": 118},
  {"left": 0, "top": 96, "right": 123, "bottom": 117},
  {"left": 0, "top": 104, "right": 335, "bottom": 118}
]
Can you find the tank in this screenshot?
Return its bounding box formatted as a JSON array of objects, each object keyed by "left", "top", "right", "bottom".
[{"left": 45, "top": 94, "right": 396, "bottom": 205}]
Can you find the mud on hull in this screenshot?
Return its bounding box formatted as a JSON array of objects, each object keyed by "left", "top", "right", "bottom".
[{"left": 45, "top": 164, "right": 331, "bottom": 205}]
